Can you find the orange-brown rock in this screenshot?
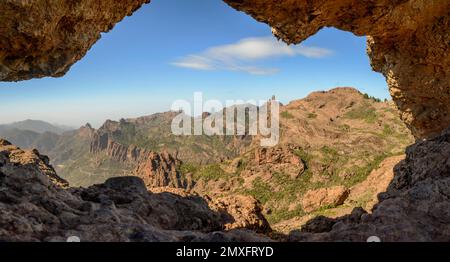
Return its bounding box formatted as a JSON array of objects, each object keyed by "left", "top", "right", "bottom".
[
  {"left": 134, "top": 151, "right": 186, "bottom": 189},
  {"left": 1, "top": 1, "right": 448, "bottom": 138},
  {"left": 0, "top": 139, "right": 68, "bottom": 188},
  {"left": 207, "top": 195, "right": 271, "bottom": 233},
  {"left": 223, "top": 0, "right": 450, "bottom": 139},
  {"left": 346, "top": 155, "right": 405, "bottom": 211}
]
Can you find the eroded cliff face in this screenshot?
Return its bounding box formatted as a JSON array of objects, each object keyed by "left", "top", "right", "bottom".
[
  {"left": 223, "top": 0, "right": 450, "bottom": 139},
  {"left": 290, "top": 126, "right": 450, "bottom": 241}
]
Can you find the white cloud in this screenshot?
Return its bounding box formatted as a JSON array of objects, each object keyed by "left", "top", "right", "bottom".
[{"left": 171, "top": 36, "right": 333, "bottom": 75}]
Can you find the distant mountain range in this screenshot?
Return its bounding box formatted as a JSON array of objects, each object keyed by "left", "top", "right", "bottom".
[{"left": 0, "top": 119, "right": 74, "bottom": 134}]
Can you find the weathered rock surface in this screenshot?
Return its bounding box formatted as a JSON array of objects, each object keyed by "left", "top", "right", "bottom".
[
  {"left": 290, "top": 127, "right": 450, "bottom": 241},
  {"left": 223, "top": 0, "right": 450, "bottom": 139},
  {"left": 241, "top": 145, "right": 306, "bottom": 179},
  {"left": 1, "top": 1, "right": 448, "bottom": 139},
  {"left": 207, "top": 195, "right": 271, "bottom": 233},
  {"left": 0, "top": 0, "right": 151, "bottom": 81},
  {"left": 301, "top": 186, "right": 349, "bottom": 213},
  {"left": 90, "top": 122, "right": 144, "bottom": 162},
  {"left": 0, "top": 140, "right": 270, "bottom": 241},
  {"left": 134, "top": 151, "right": 186, "bottom": 189}
]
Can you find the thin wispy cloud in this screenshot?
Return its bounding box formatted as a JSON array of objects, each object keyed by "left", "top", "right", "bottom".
[{"left": 171, "top": 36, "right": 333, "bottom": 75}]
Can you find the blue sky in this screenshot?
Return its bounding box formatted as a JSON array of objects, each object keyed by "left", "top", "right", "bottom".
[{"left": 0, "top": 0, "right": 388, "bottom": 127}]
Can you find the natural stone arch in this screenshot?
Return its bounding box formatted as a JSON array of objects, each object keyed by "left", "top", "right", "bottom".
[{"left": 0, "top": 0, "right": 449, "bottom": 139}]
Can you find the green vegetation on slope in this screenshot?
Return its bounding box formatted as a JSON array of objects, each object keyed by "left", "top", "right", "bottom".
[{"left": 344, "top": 104, "right": 378, "bottom": 123}]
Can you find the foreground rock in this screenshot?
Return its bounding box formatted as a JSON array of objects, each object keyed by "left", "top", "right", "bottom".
[
  {"left": 290, "top": 127, "right": 450, "bottom": 241},
  {"left": 0, "top": 140, "right": 270, "bottom": 241},
  {"left": 241, "top": 145, "right": 306, "bottom": 179},
  {"left": 0, "top": 139, "right": 68, "bottom": 187}
]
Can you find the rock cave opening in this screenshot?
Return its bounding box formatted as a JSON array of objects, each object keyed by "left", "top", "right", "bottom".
[{"left": 0, "top": 0, "right": 449, "bottom": 242}]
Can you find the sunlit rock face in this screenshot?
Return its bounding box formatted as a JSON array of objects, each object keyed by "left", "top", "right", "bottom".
[
  {"left": 223, "top": 0, "right": 450, "bottom": 139},
  {"left": 0, "top": 0, "right": 449, "bottom": 138},
  {"left": 0, "top": 0, "right": 150, "bottom": 81}
]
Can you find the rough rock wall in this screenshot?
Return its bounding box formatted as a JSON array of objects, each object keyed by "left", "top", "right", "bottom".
[
  {"left": 223, "top": 0, "right": 450, "bottom": 139},
  {"left": 0, "top": 0, "right": 150, "bottom": 81},
  {"left": 89, "top": 129, "right": 187, "bottom": 189}
]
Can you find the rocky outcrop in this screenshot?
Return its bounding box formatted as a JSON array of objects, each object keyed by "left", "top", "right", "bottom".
[
  {"left": 207, "top": 195, "right": 271, "bottom": 233},
  {"left": 134, "top": 151, "right": 186, "bottom": 189},
  {"left": 301, "top": 186, "right": 349, "bottom": 213},
  {"left": 242, "top": 145, "right": 306, "bottom": 179},
  {"left": 290, "top": 127, "right": 450, "bottom": 241},
  {"left": 89, "top": 132, "right": 133, "bottom": 160},
  {"left": 223, "top": 0, "right": 450, "bottom": 139},
  {"left": 76, "top": 123, "right": 95, "bottom": 139},
  {"left": 346, "top": 155, "right": 405, "bottom": 211},
  {"left": 0, "top": 140, "right": 270, "bottom": 241},
  {"left": 0, "top": 0, "right": 150, "bottom": 81}
]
